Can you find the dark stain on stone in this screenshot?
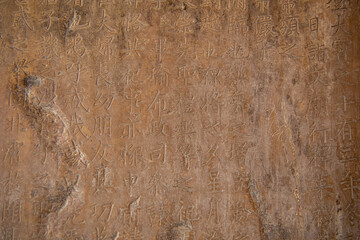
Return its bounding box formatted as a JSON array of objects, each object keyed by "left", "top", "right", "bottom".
[
  {"left": 289, "top": 115, "right": 301, "bottom": 154},
  {"left": 24, "top": 75, "right": 43, "bottom": 88},
  {"left": 286, "top": 94, "right": 292, "bottom": 105}
]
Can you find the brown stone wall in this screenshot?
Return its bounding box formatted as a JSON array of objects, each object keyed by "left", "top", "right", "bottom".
[{"left": 0, "top": 0, "right": 359, "bottom": 239}]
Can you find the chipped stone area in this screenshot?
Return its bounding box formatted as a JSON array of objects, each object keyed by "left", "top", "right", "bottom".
[{"left": 0, "top": 1, "right": 359, "bottom": 239}]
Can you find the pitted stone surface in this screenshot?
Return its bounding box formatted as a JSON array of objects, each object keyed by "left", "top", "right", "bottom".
[{"left": 0, "top": 1, "right": 359, "bottom": 239}]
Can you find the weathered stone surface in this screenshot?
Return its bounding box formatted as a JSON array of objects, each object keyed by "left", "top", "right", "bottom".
[{"left": 0, "top": 0, "right": 359, "bottom": 239}]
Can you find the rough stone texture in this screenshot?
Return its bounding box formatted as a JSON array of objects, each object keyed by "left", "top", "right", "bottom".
[{"left": 0, "top": 0, "right": 359, "bottom": 239}]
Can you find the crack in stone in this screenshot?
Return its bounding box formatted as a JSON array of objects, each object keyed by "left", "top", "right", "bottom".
[
  {"left": 10, "top": 79, "right": 88, "bottom": 168},
  {"left": 9, "top": 77, "right": 87, "bottom": 238},
  {"left": 248, "top": 177, "right": 268, "bottom": 240}
]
